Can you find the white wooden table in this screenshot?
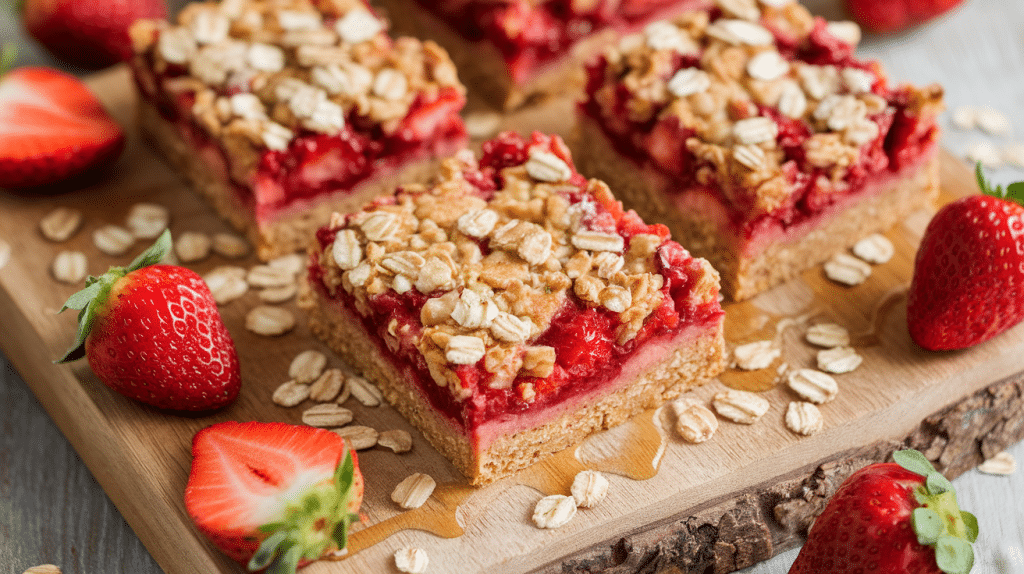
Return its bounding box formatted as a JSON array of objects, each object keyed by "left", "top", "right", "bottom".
[{"left": 2, "top": 0, "right": 1023, "bottom": 572}]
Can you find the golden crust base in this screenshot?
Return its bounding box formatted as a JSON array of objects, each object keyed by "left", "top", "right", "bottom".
[
  {"left": 575, "top": 117, "right": 940, "bottom": 301},
  {"left": 301, "top": 287, "right": 726, "bottom": 485}
]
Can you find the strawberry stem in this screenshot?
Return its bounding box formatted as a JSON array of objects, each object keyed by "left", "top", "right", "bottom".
[
  {"left": 975, "top": 163, "right": 1024, "bottom": 206},
  {"left": 55, "top": 230, "right": 172, "bottom": 363}
]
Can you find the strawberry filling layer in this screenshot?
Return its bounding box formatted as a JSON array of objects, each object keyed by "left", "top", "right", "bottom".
[
  {"left": 410, "top": 0, "right": 709, "bottom": 84},
  {"left": 580, "top": 17, "right": 941, "bottom": 245},
  {"left": 309, "top": 132, "right": 724, "bottom": 449},
  {"left": 134, "top": 67, "right": 466, "bottom": 225}
]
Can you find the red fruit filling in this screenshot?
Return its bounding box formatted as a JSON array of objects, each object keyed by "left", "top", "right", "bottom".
[
  {"left": 133, "top": 47, "right": 466, "bottom": 222},
  {"left": 410, "top": 0, "right": 708, "bottom": 83},
  {"left": 580, "top": 15, "right": 940, "bottom": 244},
  {"left": 310, "top": 133, "right": 722, "bottom": 441}
]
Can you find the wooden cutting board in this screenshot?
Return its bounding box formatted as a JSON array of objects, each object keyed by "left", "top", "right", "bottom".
[{"left": 1, "top": 65, "right": 1022, "bottom": 574}]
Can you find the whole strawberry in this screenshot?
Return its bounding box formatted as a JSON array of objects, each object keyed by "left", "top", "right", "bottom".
[
  {"left": 0, "top": 65, "right": 125, "bottom": 189},
  {"left": 845, "top": 0, "right": 965, "bottom": 34},
  {"left": 185, "top": 421, "right": 364, "bottom": 572},
  {"left": 907, "top": 166, "right": 1024, "bottom": 351},
  {"left": 58, "top": 231, "right": 240, "bottom": 411},
  {"left": 22, "top": 0, "right": 168, "bottom": 69},
  {"left": 789, "top": 450, "right": 977, "bottom": 574}
]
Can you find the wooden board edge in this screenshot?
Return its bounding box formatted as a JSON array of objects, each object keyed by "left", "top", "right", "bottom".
[
  {"left": 0, "top": 284, "right": 235, "bottom": 574},
  {"left": 537, "top": 370, "right": 1024, "bottom": 574}
]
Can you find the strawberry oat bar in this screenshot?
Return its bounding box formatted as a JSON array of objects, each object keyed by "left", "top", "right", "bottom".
[
  {"left": 577, "top": 0, "right": 944, "bottom": 300},
  {"left": 129, "top": 0, "right": 468, "bottom": 260},
  {"left": 380, "top": 0, "right": 711, "bottom": 108},
  {"left": 303, "top": 132, "right": 726, "bottom": 484}
]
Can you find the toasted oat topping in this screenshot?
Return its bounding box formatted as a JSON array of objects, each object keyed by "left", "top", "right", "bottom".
[
  {"left": 315, "top": 135, "right": 720, "bottom": 403},
  {"left": 588, "top": 0, "right": 944, "bottom": 217},
  {"left": 132, "top": 0, "right": 463, "bottom": 168}
]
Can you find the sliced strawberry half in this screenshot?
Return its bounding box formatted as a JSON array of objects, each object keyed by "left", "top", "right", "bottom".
[
  {"left": 0, "top": 66, "right": 125, "bottom": 189},
  {"left": 184, "top": 421, "right": 364, "bottom": 572}
]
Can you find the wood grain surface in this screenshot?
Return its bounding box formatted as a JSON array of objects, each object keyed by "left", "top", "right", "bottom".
[{"left": 3, "top": 1, "right": 1024, "bottom": 573}]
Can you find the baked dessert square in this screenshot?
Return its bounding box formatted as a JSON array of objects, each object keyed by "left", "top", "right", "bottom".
[
  {"left": 303, "top": 132, "right": 726, "bottom": 484},
  {"left": 576, "top": 0, "right": 944, "bottom": 300},
  {"left": 130, "top": 0, "right": 468, "bottom": 260},
  {"left": 379, "top": 0, "right": 711, "bottom": 108}
]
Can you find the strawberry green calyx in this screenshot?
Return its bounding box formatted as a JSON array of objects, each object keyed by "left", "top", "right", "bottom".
[
  {"left": 892, "top": 450, "right": 978, "bottom": 574},
  {"left": 0, "top": 45, "right": 15, "bottom": 76},
  {"left": 975, "top": 163, "right": 1024, "bottom": 207},
  {"left": 248, "top": 448, "right": 360, "bottom": 574},
  {"left": 56, "top": 229, "right": 172, "bottom": 363}
]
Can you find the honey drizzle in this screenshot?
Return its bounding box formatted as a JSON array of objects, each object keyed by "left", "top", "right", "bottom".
[
  {"left": 850, "top": 287, "right": 908, "bottom": 347},
  {"left": 332, "top": 409, "right": 667, "bottom": 559}
]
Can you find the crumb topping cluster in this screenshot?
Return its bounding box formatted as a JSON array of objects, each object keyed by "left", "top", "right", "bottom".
[
  {"left": 586, "top": 0, "right": 943, "bottom": 216},
  {"left": 315, "top": 135, "right": 719, "bottom": 402},
  {"left": 130, "top": 0, "right": 463, "bottom": 167}
]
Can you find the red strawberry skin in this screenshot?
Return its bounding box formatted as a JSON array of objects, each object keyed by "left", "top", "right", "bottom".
[
  {"left": 185, "top": 422, "right": 364, "bottom": 567},
  {"left": 789, "top": 463, "right": 942, "bottom": 574},
  {"left": 86, "top": 265, "right": 240, "bottom": 411},
  {"left": 907, "top": 195, "right": 1024, "bottom": 350},
  {"left": 22, "top": 0, "right": 168, "bottom": 69},
  {"left": 846, "top": 0, "right": 965, "bottom": 33},
  {"left": 0, "top": 67, "right": 125, "bottom": 189}
]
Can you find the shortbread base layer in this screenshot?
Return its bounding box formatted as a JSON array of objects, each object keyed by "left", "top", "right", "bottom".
[
  {"left": 576, "top": 117, "right": 941, "bottom": 301},
  {"left": 302, "top": 287, "right": 726, "bottom": 485},
  {"left": 139, "top": 99, "right": 458, "bottom": 260},
  {"left": 382, "top": 0, "right": 706, "bottom": 110}
]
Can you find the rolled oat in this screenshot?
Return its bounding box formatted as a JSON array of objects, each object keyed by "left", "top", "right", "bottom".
[
  {"left": 824, "top": 253, "right": 872, "bottom": 286},
  {"left": 378, "top": 429, "right": 413, "bottom": 453},
  {"left": 671, "top": 397, "right": 718, "bottom": 443},
  {"left": 272, "top": 380, "right": 310, "bottom": 407},
  {"left": 52, "top": 251, "right": 88, "bottom": 284},
  {"left": 204, "top": 266, "right": 249, "bottom": 305},
  {"left": 309, "top": 368, "right": 345, "bottom": 401},
  {"left": 533, "top": 494, "right": 577, "bottom": 529},
  {"left": 302, "top": 403, "right": 353, "bottom": 427},
  {"left": 212, "top": 233, "right": 250, "bottom": 258},
  {"left": 347, "top": 375, "right": 383, "bottom": 407},
  {"left": 712, "top": 390, "right": 770, "bottom": 424},
  {"left": 176, "top": 231, "right": 212, "bottom": 263},
  {"left": 785, "top": 401, "right": 823, "bottom": 435},
  {"left": 852, "top": 233, "right": 894, "bottom": 265},
  {"left": 39, "top": 207, "right": 83, "bottom": 242},
  {"left": 786, "top": 369, "right": 838, "bottom": 404},
  {"left": 977, "top": 451, "right": 1016, "bottom": 475},
  {"left": 245, "top": 305, "right": 296, "bottom": 336},
  {"left": 571, "top": 470, "right": 609, "bottom": 508},
  {"left": 816, "top": 346, "right": 863, "bottom": 374},
  {"left": 259, "top": 283, "right": 298, "bottom": 303},
  {"left": 126, "top": 203, "right": 170, "bottom": 239},
  {"left": 805, "top": 323, "right": 850, "bottom": 348},
  {"left": 334, "top": 425, "right": 379, "bottom": 450},
  {"left": 732, "top": 340, "right": 780, "bottom": 370},
  {"left": 394, "top": 548, "right": 429, "bottom": 574},
  {"left": 93, "top": 225, "right": 135, "bottom": 256},
  {"left": 392, "top": 472, "right": 436, "bottom": 509}
]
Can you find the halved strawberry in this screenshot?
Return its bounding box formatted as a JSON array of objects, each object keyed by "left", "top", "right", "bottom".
[
  {"left": 184, "top": 421, "right": 364, "bottom": 573},
  {"left": 0, "top": 66, "right": 125, "bottom": 189}
]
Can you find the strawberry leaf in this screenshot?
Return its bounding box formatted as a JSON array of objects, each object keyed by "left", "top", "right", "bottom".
[
  {"left": 126, "top": 229, "right": 172, "bottom": 271},
  {"left": 926, "top": 472, "right": 954, "bottom": 495},
  {"left": 961, "top": 511, "right": 979, "bottom": 543},
  {"left": 893, "top": 449, "right": 936, "bottom": 478},
  {"left": 1006, "top": 182, "right": 1024, "bottom": 206},
  {"left": 935, "top": 534, "right": 974, "bottom": 574},
  {"left": 266, "top": 544, "right": 303, "bottom": 574},
  {"left": 249, "top": 531, "right": 288, "bottom": 571},
  {"left": 912, "top": 507, "right": 942, "bottom": 545},
  {"left": 975, "top": 163, "right": 1024, "bottom": 207}
]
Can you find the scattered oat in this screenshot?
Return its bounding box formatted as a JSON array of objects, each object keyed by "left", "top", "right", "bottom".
[
  {"left": 394, "top": 548, "right": 429, "bottom": 574},
  {"left": 950, "top": 106, "right": 976, "bottom": 130},
  {"left": 712, "top": 390, "right": 770, "bottom": 424},
  {"left": 302, "top": 403, "right": 353, "bottom": 427},
  {"left": 852, "top": 233, "right": 894, "bottom": 265},
  {"left": 1002, "top": 143, "right": 1024, "bottom": 169},
  {"left": 245, "top": 305, "right": 295, "bottom": 336},
  {"left": 464, "top": 110, "right": 502, "bottom": 139},
  {"left": 268, "top": 252, "right": 306, "bottom": 276},
  {"left": 212, "top": 233, "right": 250, "bottom": 259},
  {"left": 785, "top": 401, "right": 823, "bottom": 436},
  {"left": 671, "top": 397, "right": 718, "bottom": 443},
  {"left": 204, "top": 266, "right": 248, "bottom": 305},
  {"left": 976, "top": 107, "right": 1013, "bottom": 136},
  {"left": 786, "top": 369, "right": 839, "bottom": 404},
  {"left": 966, "top": 141, "right": 1004, "bottom": 169},
  {"left": 817, "top": 346, "right": 863, "bottom": 374},
  {"left": 176, "top": 231, "right": 212, "bottom": 263},
  {"left": 289, "top": 350, "right": 327, "bottom": 383},
  {"left": 272, "top": 380, "right": 310, "bottom": 407},
  {"left": 93, "top": 225, "right": 134, "bottom": 256},
  {"left": 247, "top": 264, "right": 295, "bottom": 288},
  {"left": 22, "top": 566, "right": 62, "bottom": 574},
  {"left": 333, "top": 425, "right": 378, "bottom": 450},
  {"left": 51, "top": 251, "right": 88, "bottom": 284},
  {"left": 347, "top": 375, "right": 383, "bottom": 406},
  {"left": 392, "top": 472, "right": 436, "bottom": 509},
  {"left": 977, "top": 451, "right": 1016, "bottom": 475},
  {"left": 824, "top": 253, "right": 872, "bottom": 286},
  {"left": 39, "top": 207, "right": 83, "bottom": 242},
  {"left": 532, "top": 494, "right": 577, "bottom": 529},
  {"left": 571, "top": 470, "right": 609, "bottom": 508},
  {"left": 805, "top": 323, "right": 850, "bottom": 348},
  {"left": 732, "top": 340, "right": 780, "bottom": 370},
  {"left": 309, "top": 368, "right": 345, "bottom": 401},
  {"left": 126, "top": 203, "right": 170, "bottom": 239},
  {"left": 378, "top": 429, "right": 413, "bottom": 453},
  {"left": 259, "top": 283, "right": 298, "bottom": 303}
]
